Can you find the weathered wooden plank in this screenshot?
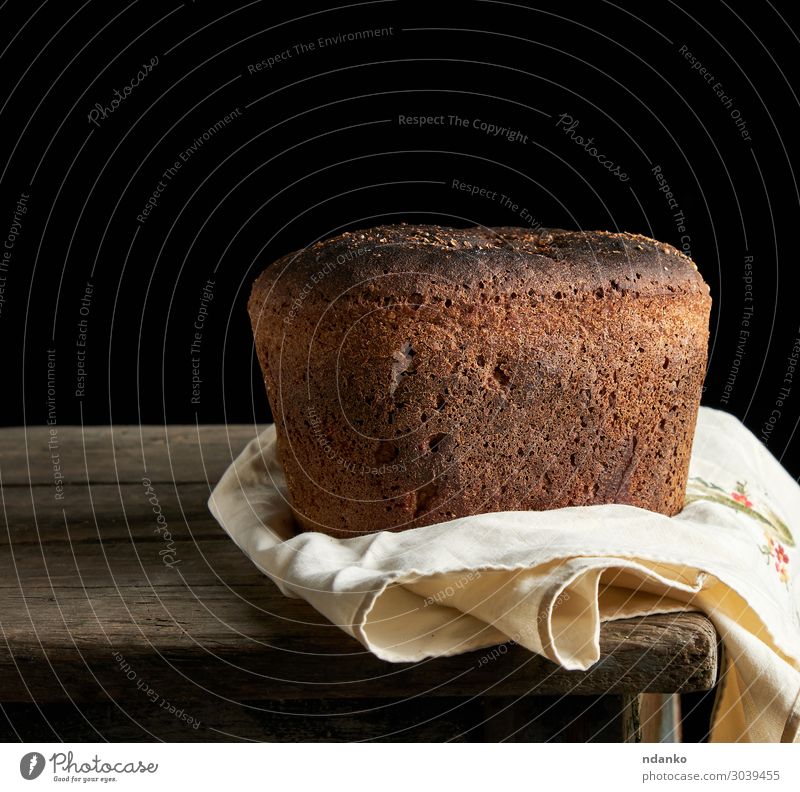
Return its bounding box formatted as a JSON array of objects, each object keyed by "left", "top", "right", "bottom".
[
  {"left": 0, "top": 528, "right": 719, "bottom": 702},
  {"left": 0, "top": 425, "right": 719, "bottom": 718},
  {"left": 0, "top": 478, "right": 719, "bottom": 699},
  {"left": 1, "top": 481, "right": 222, "bottom": 545},
  {"left": 0, "top": 425, "right": 261, "bottom": 486},
  {"left": 0, "top": 586, "right": 718, "bottom": 697}
]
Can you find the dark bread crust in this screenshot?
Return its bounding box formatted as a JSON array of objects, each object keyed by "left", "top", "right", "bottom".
[
  {"left": 252, "top": 224, "right": 708, "bottom": 305},
  {"left": 249, "top": 224, "right": 711, "bottom": 538}
]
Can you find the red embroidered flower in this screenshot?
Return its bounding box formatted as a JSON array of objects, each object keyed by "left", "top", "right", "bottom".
[
  {"left": 760, "top": 535, "right": 791, "bottom": 586},
  {"left": 775, "top": 545, "right": 790, "bottom": 565},
  {"left": 732, "top": 491, "right": 753, "bottom": 508}
]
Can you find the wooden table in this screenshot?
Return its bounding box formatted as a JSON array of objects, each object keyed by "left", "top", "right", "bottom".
[{"left": 0, "top": 425, "right": 719, "bottom": 742}]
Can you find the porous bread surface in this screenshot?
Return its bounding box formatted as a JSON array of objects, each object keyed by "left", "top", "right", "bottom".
[{"left": 249, "top": 224, "right": 711, "bottom": 538}]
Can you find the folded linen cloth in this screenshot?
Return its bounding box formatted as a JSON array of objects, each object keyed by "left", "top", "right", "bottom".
[{"left": 208, "top": 407, "right": 800, "bottom": 742}]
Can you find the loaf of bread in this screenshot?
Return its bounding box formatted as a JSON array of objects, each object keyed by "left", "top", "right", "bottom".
[{"left": 249, "top": 224, "right": 711, "bottom": 537}]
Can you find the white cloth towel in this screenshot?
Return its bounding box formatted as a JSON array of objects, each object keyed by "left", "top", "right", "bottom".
[{"left": 208, "top": 407, "right": 800, "bottom": 742}]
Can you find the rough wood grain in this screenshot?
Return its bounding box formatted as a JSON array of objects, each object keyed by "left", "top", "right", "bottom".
[
  {"left": 0, "top": 424, "right": 262, "bottom": 486},
  {"left": 1, "top": 481, "right": 218, "bottom": 544},
  {"left": 0, "top": 425, "right": 719, "bottom": 743},
  {"left": 0, "top": 528, "right": 718, "bottom": 702}
]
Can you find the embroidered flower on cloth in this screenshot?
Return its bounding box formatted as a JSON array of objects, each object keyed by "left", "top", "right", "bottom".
[
  {"left": 761, "top": 536, "right": 791, "bottom": 586},
  {"left": 686, "top": 477, "right": 793, "bottom": 587},
  {"left": 731, "top": 490, "right": 753, "bottom": 508}
]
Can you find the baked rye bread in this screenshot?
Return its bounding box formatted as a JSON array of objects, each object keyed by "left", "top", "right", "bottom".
[{"left": 249, "top": 224, "right": 711, "bottom": 537}]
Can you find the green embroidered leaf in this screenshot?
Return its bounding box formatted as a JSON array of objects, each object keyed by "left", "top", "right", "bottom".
[
  {"left": 761, "top": 505, "right": 795, "bottom": 547},
  {"left": 684, "top": 480, "right": 795, "bottom": 547}
]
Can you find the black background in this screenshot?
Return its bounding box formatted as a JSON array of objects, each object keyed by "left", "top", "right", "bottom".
[{"left": 2, "top": 0, "right": 800, "bottom": 476}]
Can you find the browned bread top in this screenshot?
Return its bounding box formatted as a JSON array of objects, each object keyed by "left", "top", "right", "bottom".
[{"left": 250, "top": 224, "right": 709, "bottom": 309}]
